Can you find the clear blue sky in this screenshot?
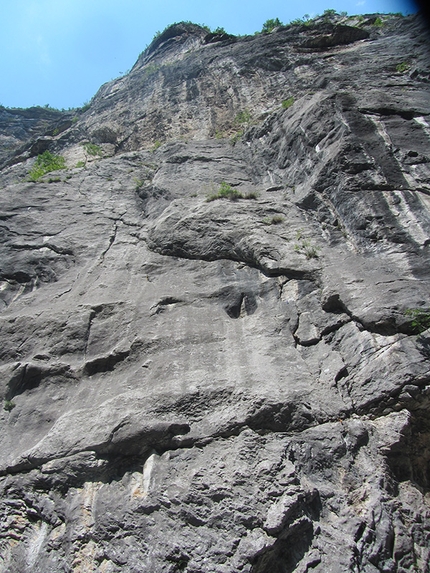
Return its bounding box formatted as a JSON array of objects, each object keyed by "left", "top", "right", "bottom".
[{"left": 0, "top": 0, "right": 419, "bottom": 110}]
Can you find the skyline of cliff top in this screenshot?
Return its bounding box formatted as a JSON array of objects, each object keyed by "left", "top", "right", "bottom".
[{"left": 0, "top": 0, "right": 420, "bottom": 111}]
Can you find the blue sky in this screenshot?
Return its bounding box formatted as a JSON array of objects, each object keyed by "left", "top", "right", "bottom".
[{"left": 0, "top": 0, "right": 419, "bottom": 110}]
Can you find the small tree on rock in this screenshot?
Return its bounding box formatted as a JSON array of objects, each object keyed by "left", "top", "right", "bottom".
[{"left": 261, "top": 18, "right": 283, "bottom": 33}]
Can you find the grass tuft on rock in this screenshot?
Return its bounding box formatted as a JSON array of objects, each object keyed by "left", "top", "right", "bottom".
[{"left": 207, "top": 182, "right": 243, "bottom": 201}]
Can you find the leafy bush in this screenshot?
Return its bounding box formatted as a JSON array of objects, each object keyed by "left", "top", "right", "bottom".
[
  {"left": 288, "top": 9, "right": 343, "bottom": 27},
  {"left": 28, "top": 151, "right": 66, "bottom": 182},
  {"left": 373, "top": 16, "right": 384, "bottom": 27},
  {"left": 207, "top": 181, "right": 243, "bottom": 201},
  {"left": 323, "top": 9, "right": 338, "bottom": 19},
  {"left": 290, "top": 18, "right": 306, "bottom": 26},
  {"left": 396, "top": 62, "right": 410, "bottom": 73},
  {"left": 235, "top": 110, "right": 252, "bottom": 125},
  {"left": 4, "top": 400, "right": 15, "bottom": 412},
  {"left": 405, "top": 308, "right": 430, "bottom": 334},
  {"left": 282, "top": 97, "right": 295, "bottom": 109},
  {"left": 261, "top": 18, "right": 283, "bottom": 33},
  {"left": 290, "top": 14, "right": 315, "bottom": 26}
]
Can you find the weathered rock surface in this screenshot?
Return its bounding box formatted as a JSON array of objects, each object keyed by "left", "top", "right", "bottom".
[{"left": 0, "top": 12, "right": 430, "bottom": 573}]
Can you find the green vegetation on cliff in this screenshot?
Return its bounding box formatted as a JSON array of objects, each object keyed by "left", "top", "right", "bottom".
[{"left": 27, "top": 151, "right": 66, "bottom": 182}]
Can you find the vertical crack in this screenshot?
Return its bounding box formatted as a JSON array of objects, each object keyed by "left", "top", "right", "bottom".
[
  {"left": 83, "top": 308, "right": 97, "bottom": 360},
  {"left": 99, "top": 221, "right": 118, "bottom": 262}
]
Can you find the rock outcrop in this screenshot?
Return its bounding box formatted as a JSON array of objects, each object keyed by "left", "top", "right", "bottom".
[{"left": 0, "top": 12, "right": 429, "bottom": 573}]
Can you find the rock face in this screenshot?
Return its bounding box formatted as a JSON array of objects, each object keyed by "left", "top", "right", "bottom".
[{"left": 0, "top": 12, "right": 430, "bottom": 573}]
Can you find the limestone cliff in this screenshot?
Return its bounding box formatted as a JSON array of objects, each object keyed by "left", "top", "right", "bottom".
[{"left": 0, "top": 12, "right": 429, "bottom": 573}]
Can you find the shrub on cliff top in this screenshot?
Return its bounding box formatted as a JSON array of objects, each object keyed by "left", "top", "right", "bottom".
[{"left": 260, "top": 18, "right": 283, "bottom": 33}]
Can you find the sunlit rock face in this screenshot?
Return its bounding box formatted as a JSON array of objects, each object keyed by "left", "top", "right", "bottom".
[{"left": 0, "top": 13, "right": 430, "bottom": 573}]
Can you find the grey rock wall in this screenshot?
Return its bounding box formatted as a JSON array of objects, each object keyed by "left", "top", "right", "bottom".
[{"left": 0, "top": 13, "right": 429, "bottom": 573}]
